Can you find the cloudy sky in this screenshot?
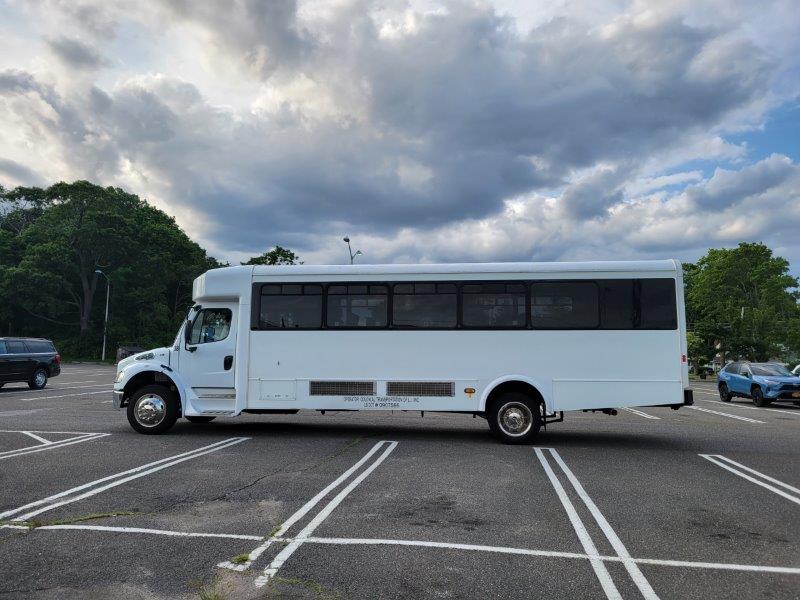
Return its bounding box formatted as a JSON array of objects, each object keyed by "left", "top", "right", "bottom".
[{"left": 1, "top": 0, "right": 799, "bottom": 269}]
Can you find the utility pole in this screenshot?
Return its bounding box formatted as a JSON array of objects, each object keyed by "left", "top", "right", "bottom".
[
  {"left": 95, "top": 269, "right": 110, "bottom": 361},
  {"left": 342, "top": 237, "right": 363, "bottom": 264}
]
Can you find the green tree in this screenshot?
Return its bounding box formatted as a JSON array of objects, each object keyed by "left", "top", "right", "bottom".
[
  {"left": 242, "top": 245, "right": 300, "bottom": 266},
  {"left": 683, "top": 242, "right": 800, "bottom": 362},
  {"left": 0, "top": 181, "right": 219, "bottom": 357}
]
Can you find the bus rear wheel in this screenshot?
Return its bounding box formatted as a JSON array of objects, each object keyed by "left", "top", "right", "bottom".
[
  {"left": 127, "top": 385, "right": 179, "bottom": 434},
  {"left": 487, "top": 392, "right": 542, "bottom": 444}
]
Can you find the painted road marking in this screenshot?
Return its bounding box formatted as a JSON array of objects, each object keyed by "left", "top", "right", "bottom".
[
  {"left": 622, "top": 407, "right": 661, "bottom": 420},
  {"left": 18, "top": 382, "right": 110, "bottom": 393},
  {"left": 18, "top": 390, "right": 111, "bottom": 403},
  {"left": 0, "top": 438, "right": 248, "bottom": 521},
  {"left": 7, "top": 524, "right": 800, "bottom": 577},
  {"left": 700, "top": 454, "right": 800, "bottom": 506},
  {"left": 687, "top": 405, "right": 764, "bottom": 423},
  {"left": 535, "top": 448, "right": 622, "bottom": 600},
  {"left": 547, "top": 448, "right": 659, "bottom": 600},
  {"left": 1, "top": 523, "right": 263, "bottom": 541},
  {"left": 19, "top": 431, "right": 51, "bottom": 444},
  {"left": 0, "top": 433, "right": 109, "bottom": 460},
  {"left": 219, "top": 440, "right": 393, "bottom": 572},
  {"left": 255, "top": 441, "right": 399, "bottom": 588},
  {"left": 693, "top": 390, "right": 800, "bottom": 417}
]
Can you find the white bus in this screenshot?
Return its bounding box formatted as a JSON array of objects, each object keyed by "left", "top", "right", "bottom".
[{"left": 113, "top": 260, "right": 692, "bottom": 443}]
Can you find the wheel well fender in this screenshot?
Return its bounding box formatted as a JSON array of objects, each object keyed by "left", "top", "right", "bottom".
[
  {"left": 480, "top": 375, "right": 549, "bottom": 413},
  {"left": 123, "top": 371, "right": 182, "bottom": 413}
]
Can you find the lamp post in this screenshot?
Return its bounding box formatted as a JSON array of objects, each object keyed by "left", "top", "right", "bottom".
[
  {"left": 95, "top": 269, "right": 110, "bottom": 361},
  {"left": 343, "top": 236, "right": 363, "bottom": 264}
]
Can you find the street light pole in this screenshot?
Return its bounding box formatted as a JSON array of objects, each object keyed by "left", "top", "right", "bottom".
[
  {"left": 95, "top": 269, "right": 110, "bottom": 361},
  {"left": 342, "top": 236, "right": 363, "bottom": 264}
]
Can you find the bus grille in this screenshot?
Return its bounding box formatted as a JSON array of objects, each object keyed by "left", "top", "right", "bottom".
[
  {"left": 309, "top": 381, "right": 376, "bottom": 396},
  {"left": 387, "top": 381, "right": 455, "bottom": 397}
]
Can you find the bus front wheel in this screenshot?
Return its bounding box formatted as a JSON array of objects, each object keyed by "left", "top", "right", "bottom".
[
  {"left": 487, "top": 392, "right": 542, "bottom": 444},
  {"left": 127, "top": 384, "right": 179, "bottom": 434}
]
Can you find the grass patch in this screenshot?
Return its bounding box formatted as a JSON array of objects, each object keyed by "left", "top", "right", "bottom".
[
  {"left": 191, "top": 577, "right": 227, "bottom": 600},
  {"left": 268, "top": 523, "right": 283, "bottom": 538},
  {"left": 231, "top": 553, "right": 250, "bottom": 565},
  {"left": 267, "top": 576, "right": 341, "bottom": 600}
]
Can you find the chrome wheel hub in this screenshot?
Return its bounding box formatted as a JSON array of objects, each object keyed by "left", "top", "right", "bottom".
[
  {"left": 134, "top": 394, "right": 166, "bottom": 427},
  {"left": 498, "top": 402, "right": 533, "bottom": 436},
  {"left": 34, "top": 371, "right": 46, "bottom": 387}
]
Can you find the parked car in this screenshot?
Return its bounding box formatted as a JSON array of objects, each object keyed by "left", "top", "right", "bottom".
[
  {"left": 717, "top": 361, "right": 800, "bottom": 407},
  {"left": 0, "top": 337, "right": 61, "bottom": 390}
]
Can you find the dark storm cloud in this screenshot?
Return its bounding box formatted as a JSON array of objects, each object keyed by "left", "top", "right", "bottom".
[
  {"left": 47, "top": 36, "right": 109, "bottom": 70},
  {"left": 0, "top": 157, "right": 44, "bottom": 186}
]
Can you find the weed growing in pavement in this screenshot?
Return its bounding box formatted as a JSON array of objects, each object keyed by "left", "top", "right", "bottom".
[
  {"left": 265, "top": 576, "right": 341, "bottom": 600},
  {"left": 231, "top": 553, "right": 250, "bottom": 565}
]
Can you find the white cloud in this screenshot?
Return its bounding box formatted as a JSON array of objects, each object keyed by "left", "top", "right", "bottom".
[{"left": 0, "top": 0, "right": 797, "bottom": 270}]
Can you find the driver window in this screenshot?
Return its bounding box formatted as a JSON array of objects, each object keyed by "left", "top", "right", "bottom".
[{"left": 190, "top": 309, "right": 232, "bottom": 344}]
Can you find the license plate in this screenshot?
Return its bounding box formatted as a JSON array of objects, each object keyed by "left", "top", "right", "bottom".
[{"left": 792, "top": 391, "right": 800, "bottom": 398}]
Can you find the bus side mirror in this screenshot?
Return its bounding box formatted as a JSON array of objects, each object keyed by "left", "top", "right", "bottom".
[{"left": 185, "top": 319, "right": 197, "bottom": 352}]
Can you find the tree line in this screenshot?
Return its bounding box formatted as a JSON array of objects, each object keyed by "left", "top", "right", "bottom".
[
  {"left": 0, "top": 181, "right": 298, "bottom": 359},
  {"left": 2, "top": 182, "right": 799, "bottom": 364}
]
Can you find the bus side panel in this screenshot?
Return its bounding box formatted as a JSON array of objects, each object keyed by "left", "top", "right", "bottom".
[{"left": 553, "top": 380, "right": 681, "bottom": 411}]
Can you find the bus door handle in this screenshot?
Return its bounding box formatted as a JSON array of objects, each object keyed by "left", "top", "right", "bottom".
[{"left": 224, "top": 355, "right": 233, "bottom": 370}]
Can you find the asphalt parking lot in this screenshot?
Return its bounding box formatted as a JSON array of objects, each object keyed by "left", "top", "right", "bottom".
[{"left": 0, "top": 365, "right": 798, "bottom": 599}]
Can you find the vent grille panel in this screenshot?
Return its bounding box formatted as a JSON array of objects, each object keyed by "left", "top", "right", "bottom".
[
  {"left": 309, "top": 381, "right": 376, "bottom": 396},
  {"left": 387, "top": 381, "right": 455, "bottom": 397}
]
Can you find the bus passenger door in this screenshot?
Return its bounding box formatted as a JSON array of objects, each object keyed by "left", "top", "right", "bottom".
[{"left": 182, "top": 306, "right": 237, "bottom": 404}]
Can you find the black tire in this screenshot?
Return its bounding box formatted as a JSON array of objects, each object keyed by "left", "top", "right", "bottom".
[
  {"left": 126, "top": 384, "right": 179, "bottom": 434},
  {"left": 186, "top": 416, "right": 216, "bottom": 424},
  {"left": 28, "top": 368, "right": 48, "bottom": 390},
  {"left": 752, "top": 386, "right": 770, "bottom": 407},
  {"left": 487, "top": 392, "right": 542, "bottom": 445},
  {"left": 718, "top": 383, "right": 732, "bottom": 402}
]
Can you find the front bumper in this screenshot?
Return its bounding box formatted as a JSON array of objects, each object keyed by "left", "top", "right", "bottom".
[
  {"left": 766, "top": 389, "right": 800, "bottom": 400},
  {"left": 112, "top": 389, "right": 124, "bottom": 409}
]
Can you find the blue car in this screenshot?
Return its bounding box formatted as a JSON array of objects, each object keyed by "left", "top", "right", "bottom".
[{"left": 717, "top": 362, "right": 800, "bottom": 407}]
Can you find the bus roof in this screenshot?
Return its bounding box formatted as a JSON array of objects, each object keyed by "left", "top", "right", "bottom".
[
  {"left": 193, "top": 260, "right": 680, "bottom": 301},
  {"left": 248, "top": 259, "right": 680, "bottom": 277}
]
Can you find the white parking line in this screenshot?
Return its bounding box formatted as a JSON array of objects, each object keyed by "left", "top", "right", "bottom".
[
  {"left": 19, "top": 382, "right": 110, "bottom": 393},
  {"left": 7, "top": 523, "right": 800, "bottom": 577},
  {"left": 622, "top": 407, "right": 661, "bottom": 420},
  {"left": 534, "top": 448, "right": 622, "bottom": 600},
  {"left": 19, "top": 390, "right": 111, "bottom": 402},
  {"left": 1, "top": 523, "right": 263, "bottom": 541},
  {"left": 20, "top": 431, "right": 51, "bottom": 444},
  {"left": 700, "top": 454, "right": 800, "bottom": 506},
  {"left": 687, "top": 406, "right": 764, "bottom": 423},
  {"left": 219, "top": 440, "right": 391, "bottom": 572},
  {"left": 255, "top": 441, "right": 399, "bottom": 588},
  {"left": 693, "top": 390, "right": 800, "bottom": 417},
  {"left": 0, "top": 438, "right": 248, "bottom": 520},
  {"left": 0, "top": 433, "right": 109, "bottom": 460},
  {"left": 301, "top": 537, "right": 800, "bottom": 575},
  {"left": 548, "top": 448, "right": 660, "bottom": 600}
]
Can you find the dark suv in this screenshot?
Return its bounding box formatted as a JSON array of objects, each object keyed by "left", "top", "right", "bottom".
[{"left": 0, "top": 338, "right": 61, "bottom": 390}]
